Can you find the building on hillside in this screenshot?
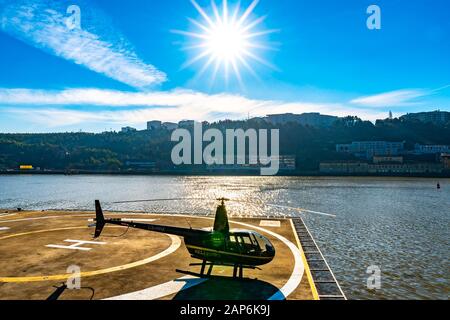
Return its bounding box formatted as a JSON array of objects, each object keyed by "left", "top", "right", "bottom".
[
  {"left": 336, "top": 141, "right": 405, "bottom": 160},
  {"left": 205, "top": 155, "right": 296, "bottom": 172},
  {"left": 373, "top": 156, "right": 404, "bottom": 164},
  {"left": 400, "top": 110, "right": 450, "bottom": 125},
  {"left": 162, "top": 122, "right": 178, "bottom": 130},
  {"left": 414, "top": 144, "right": 450, "bottom": 154},
  {"left": 320, "top": 162, "right": 443, "bottom": 174},
  {"left": 125, "top": 161, "right": 157, "bottom": 171},
  {"left": 147, "top": 121, "right": 162, "bottom": 130},
  {"left": 178, "top": 120, "right": 197, "bottom": 128},
  {"left": 279, "top": 155, "right": 297, "bottom": 171},
  {"left": 258, "top": 155, "right": 297, "bottom": 171},
  {"left": 367, "top": 163, "right": 443, "bottom": 174},
  {"left": 441, "top": 154, "right": 450, "bottom": 170},
  {"left": 266, "top": 113, "right": 339, "bottom": 127},
  {"left": 320, "top": 162, "right": 369, "bottom": 174},
  {"left": 121, "top": 126, "right": 137, "bottom": 133}
]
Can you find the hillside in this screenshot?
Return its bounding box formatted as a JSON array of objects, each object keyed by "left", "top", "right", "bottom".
[{"left": 1, "top": 117, "right": 450, "bottom": 173}]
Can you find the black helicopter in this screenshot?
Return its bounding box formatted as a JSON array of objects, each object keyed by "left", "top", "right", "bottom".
[{"left": 93, "top": 198, "right": 276, "bottom": 278}]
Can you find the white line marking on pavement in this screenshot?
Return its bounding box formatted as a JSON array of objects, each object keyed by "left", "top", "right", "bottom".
[
  {"left": 0, "top": 213, "right": 17, "bottom": 218},
  {"left": 46, "top": 239, "right": 107, "bottom": 251},
  {"left": 87, "top": 218, "right": 157, "bottom": 223},
  {"left": 64, "top": 239, "right": 107, "bottom": 245},
  {"left": 232, "top": 220, "right": 304, "bottom": 301},
  {"left": 0, "top": 216, "right": 71, "bottom": 223},
  {"left": 46, "top": 245, "right": 92, "bottom": 251},
  {"left": 259, "top": 220, "right": 281, "bottom": 227},
  {"left": 105, "top": 275, "right": 208, "bottom": 300}
]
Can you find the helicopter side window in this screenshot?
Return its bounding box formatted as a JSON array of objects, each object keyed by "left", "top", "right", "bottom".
[
  {"left": 227, "top": 235, "right": 240, "bottom": 252},
  {"left": 242, "top": 236, "right": 252, "bottom": 245},
  {"left": 238, "top": 234, "right": 259, "bottom": 253}
]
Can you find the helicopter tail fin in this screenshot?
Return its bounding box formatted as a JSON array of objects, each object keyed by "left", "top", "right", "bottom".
[
  {"left": 94, "top": 200, "right": 106, "bottom": 238},
  {"left": 213, "top": 200, "right": 229, "bottom": 233}
]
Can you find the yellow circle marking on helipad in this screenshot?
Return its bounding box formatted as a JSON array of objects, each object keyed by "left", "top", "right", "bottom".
[{"left": 0, "top": 227, "right": 181, "bottom": 283}]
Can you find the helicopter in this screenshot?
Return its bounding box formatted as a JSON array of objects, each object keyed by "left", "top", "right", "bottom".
[
  {"left": 93, "top": 198, "right": 277, "bottom": 278},
  {"left": 92, "top": 197, "right": 335, "bottom": 278}
]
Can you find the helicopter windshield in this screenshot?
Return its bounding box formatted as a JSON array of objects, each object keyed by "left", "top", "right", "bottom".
[
  {"left": 228, "top": 231, "right": 274, "bottom": 255},
  {"left": 252, "top": 233, "right": 274, "bottom": 253}
]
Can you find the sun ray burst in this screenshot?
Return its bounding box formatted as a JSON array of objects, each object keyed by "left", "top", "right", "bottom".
[
  {"left": 237, "top": 0, "right": 260, "bottom": 26},
  {"left": 173, "top": 0, "right": 278, "bottom": 86}
]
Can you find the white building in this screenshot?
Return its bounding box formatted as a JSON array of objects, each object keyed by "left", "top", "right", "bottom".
[
  {"left": 162, "top": 122, "right": 178, "bottom": 130},
  {"left": 121, "top": 126, "right": 137, "bottom": 133},
  {"left": 336, "top": 141, "right": 405, "bottom": 159},
  {"left": 401, "top": 110, "right": 450, "bottom": 125},
  {"left": 266, "top": 113, "right": 338, "bottom": 127},
  {"left": 147, "top": 121, "right": 162, "bottom": 130},
  {"left": 414, "top": 144, "right": 450, "bottom": 154},
  {"left": 178, "top": 120, "right": 197, "bottom": 128}
]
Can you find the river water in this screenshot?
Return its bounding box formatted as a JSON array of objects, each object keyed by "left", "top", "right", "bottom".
[{"left": 0, "top": 175, "right": 448, "bottom": 300}]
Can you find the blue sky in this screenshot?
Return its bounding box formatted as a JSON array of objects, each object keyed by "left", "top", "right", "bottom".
[{"left": 0, "top": 0, "right": 449, "bottom": 133}]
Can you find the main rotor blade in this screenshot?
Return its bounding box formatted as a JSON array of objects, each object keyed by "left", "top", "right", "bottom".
[
  {"left": 111, "top": 197, "right": 336, "bottom": 218},
  {"left": 266, "top": 203, "right": 336, "bottom": 218},
  {"left": 225, "top": 199, "right": 336, "bottom": 217},
  {"left": 112, "top": 197, "right": 213, "bottom": 204}
]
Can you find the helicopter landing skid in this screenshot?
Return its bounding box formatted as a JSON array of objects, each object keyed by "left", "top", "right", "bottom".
[{"left": 176, "top": 260, "right": 260, "bottom": 279}]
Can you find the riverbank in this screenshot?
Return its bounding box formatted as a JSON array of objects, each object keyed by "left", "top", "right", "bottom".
[{"left": 2, "top": 170, "right": 450, "bottom": 178}]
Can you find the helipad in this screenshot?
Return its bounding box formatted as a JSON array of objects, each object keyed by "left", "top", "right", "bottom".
[{"left": 0, "top": 209, "right": 344, "bottom": 300}]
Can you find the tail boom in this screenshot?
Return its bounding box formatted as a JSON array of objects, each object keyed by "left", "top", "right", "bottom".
[{"left": 92, "top": 200, "right": 207, "bottom": 239}]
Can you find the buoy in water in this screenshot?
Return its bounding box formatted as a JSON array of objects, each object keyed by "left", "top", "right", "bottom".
[{"left": 437, "top": 183, "right": 441, "bottom": 189}]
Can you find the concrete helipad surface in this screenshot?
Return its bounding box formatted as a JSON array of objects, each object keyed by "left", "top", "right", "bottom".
[{"left": 0, "top": 210, "right": 316, "bottom": 300}]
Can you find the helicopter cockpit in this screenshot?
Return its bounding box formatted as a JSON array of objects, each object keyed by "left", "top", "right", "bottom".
[{"left": 228, "top": 230, "right": 275, "bottom": 256}]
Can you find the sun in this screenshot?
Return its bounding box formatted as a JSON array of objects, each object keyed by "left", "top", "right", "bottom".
[
  {"left": 206, "top": 20, "right": 248, "bottom": 62},
  {"left": 173, "top": 0, "right": 278, "bottom": 86}
]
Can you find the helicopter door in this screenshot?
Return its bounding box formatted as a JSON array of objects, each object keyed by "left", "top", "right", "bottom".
[
  {"left": 228, "top": 235, "right": 246, "bottom": 253},
  {"left": 228, "top": 235, "right": 241, "bottom": 253},
  {"left": 237, "top": 234, "right": 258, "bottom": 253},
  {"left": 235, "top": 235, "right": 245, "bottom": 252}
]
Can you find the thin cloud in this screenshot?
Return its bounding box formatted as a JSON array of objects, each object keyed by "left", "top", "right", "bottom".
[
  {"left": 0, "top": 0, "right": 166, "bottom": 88},
  {"left": 350, "top": 89, "right": 430, "bottom": 108},
  {"left": 1, "top": 87, "right": 389, "bottom": 128}
]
